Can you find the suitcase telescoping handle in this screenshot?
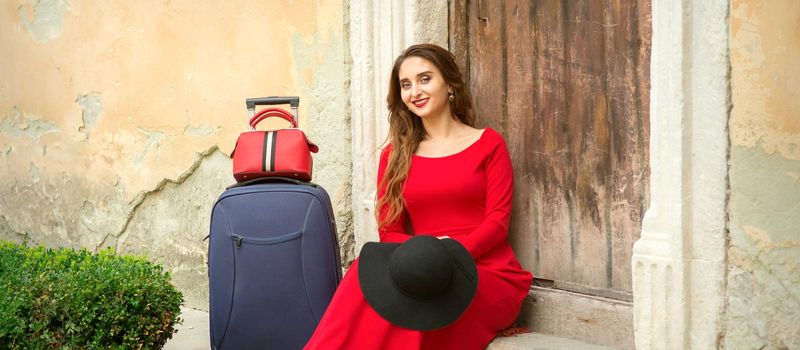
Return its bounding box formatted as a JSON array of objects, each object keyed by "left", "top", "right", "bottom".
[{"left": 246, "top": 96, "right": 299, "bottom": 120}]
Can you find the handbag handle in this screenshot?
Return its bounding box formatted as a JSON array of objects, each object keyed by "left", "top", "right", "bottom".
[{"left": 249, "top": 108, "right": 297, "bottom": 130}]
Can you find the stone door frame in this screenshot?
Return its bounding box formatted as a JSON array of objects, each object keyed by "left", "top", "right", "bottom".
[
  {"left": 348, "top": 0, "right": 447, "bottom": 256},
  {"left": 348, "top": 1, "right": 731, "bottom": 348},
  {"left": 631, "top": 0, "right": 730, "bottom": 348}
]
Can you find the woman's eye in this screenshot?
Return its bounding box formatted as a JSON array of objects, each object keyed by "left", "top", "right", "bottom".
[
  {"left": 401, "top": 82, "right": 411, "bottom": 89},
  {"left": 420, "top": 76, "right": 430, "bottom": 83}
]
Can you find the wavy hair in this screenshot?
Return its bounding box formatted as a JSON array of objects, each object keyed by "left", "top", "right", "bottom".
[{"left": 376, "top": 43, "right": 476, "bottom": 230}]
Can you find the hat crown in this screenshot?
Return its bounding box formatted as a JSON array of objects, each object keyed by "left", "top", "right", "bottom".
[{"left": 388, "top": 236, "right": 454, "bottom": 300}]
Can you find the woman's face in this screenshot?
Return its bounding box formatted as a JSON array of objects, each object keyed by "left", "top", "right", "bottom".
[{"left": 397, "top": 56, "right": 451, "bottom": 119}]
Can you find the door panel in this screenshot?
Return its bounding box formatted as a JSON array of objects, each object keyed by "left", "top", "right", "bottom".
[{"left": 450, "top": 0, "right": 651, "bottom": 299}]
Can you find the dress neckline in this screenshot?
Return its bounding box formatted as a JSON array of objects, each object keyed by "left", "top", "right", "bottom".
[{"left": 413, "top": 128, "right": 489, "bottom": 159}]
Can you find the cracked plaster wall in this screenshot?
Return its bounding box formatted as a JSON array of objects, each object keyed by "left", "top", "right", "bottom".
[
  {"left": 0, "top": 0, "right": 350, "bottom": 310},
  {"left": 726, "top": 1, "right": 800, "bottom": 348}
]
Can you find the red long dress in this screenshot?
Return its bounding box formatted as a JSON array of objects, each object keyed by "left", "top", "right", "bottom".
[{"left": 304, "top": 128, "right": 533, "bottom": 350}]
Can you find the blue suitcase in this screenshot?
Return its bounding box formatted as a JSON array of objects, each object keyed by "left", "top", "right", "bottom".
[{"left": 208, "top": 177, "right": 342, "bottom": 349}]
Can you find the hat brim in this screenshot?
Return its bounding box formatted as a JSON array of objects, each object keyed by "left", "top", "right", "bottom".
[{"left": 358, "top": 238, "right": 478, "bottom": 331}]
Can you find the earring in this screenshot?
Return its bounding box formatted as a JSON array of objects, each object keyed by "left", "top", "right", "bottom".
[{"left": 448, "top": 91, "right": 455, "bottom": 102}]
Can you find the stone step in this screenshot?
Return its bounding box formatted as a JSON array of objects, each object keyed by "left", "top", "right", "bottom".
[
  {"left": 515, "top": 286, "right": 634, "bottom": 349},
  {"left": 488, "top": 332, "right": 620, "bottom": 350},
  {"left": 166, "top": 307, "right": 620, "bottom": 350}
]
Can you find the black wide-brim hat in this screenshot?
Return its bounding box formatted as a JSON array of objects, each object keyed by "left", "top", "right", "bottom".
[{"left": 358, "top": 235, "right": 478, "bottom": 331}]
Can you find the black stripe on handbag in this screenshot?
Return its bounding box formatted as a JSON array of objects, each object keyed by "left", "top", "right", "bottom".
[{"left": 269, "top": 131, "right": 277, "bottom": 172}]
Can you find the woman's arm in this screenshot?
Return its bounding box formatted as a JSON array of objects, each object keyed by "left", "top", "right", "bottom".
[
  {"left": 452, "top": 140, "right": 513, "bottom": 258},
  {"left": 376, "top": 145, "right": 413, "bottom": 243}
]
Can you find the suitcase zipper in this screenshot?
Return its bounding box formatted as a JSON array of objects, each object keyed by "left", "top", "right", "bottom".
[{"left": 231, "top": 231, "right": 303, "bottom": 248}]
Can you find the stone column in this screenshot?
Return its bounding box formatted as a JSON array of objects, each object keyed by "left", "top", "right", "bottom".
[
  {"left": 631, "top": 0, "right": 730, "bottom": 349},
  {"left": 348, "top": 0, "right": 447, "bottom": 258}
]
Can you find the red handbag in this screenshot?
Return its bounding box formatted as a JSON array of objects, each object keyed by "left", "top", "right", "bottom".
[{"left": 231, "top": 97, "right": 318, "bottom": 182}]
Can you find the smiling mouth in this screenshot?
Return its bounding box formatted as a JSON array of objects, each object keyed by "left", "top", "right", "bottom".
[{"left": 412, "top": 98, "right": 429, "bottom": 108}]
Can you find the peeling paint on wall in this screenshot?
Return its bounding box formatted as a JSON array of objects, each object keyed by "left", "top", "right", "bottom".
[
  {"left": 29, "top": 162, "right": 40, "bottom": 182},
  {"left": 730, "top": 1, "right": 800, "bottom": 162},
  {"left": 18, "top": 0, "right": 70, "bottom": 43},
  {"left": 76, "top": 93, "right": 102, "bottom": 134},
  {"left": 184, "top": 123, "right": 215, "bottom": 138},
  {"left": 1, "top": 0, "right": 349, "bottom": 310},
  {"left": 0, "top": 214, "right": 29, "bottom": 243},
  {"left": 0, "top": 107, "right": 60, "bottom": 139},
  {"left": 727, "top": 1, "right": 800, "bottom": 348},
  {"left": 134, "top": 127, "right": 166, "bottom": 164},
  {"left": 116, "top": 148, "right": 230, "bottom": 309},
  {"left": 289, "top": 2, "right": 354, "bottom": 265},
  {"left": 99, "top": 146, "right": 220, "bottom": 250},
  {"left": 726, "top": 146, "right": 800, "bottom": 349}
]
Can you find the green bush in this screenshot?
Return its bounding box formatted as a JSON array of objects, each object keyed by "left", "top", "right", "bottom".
[{"left": 0, "top": 241, "right": 184, "bottom": 349}]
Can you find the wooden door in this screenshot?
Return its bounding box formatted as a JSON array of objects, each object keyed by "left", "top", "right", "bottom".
[{"left": 450, "top": 0, "right": 651, "bottom": 300}]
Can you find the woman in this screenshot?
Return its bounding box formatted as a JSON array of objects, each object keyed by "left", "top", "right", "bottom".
[{"left": 304, "top": 43, "right": 532, "bottom": 349}]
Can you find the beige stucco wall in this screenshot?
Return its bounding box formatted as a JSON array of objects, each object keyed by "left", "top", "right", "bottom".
[
  {"left": 727, "top": 1, "right": 800, "bottom": 348},
  {"left": 0, "top": 0, "right": 350, "bottom": 310}
]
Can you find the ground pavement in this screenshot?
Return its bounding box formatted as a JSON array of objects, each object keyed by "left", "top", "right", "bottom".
[{"left": 164, "top": 307, "right": 620, "bottom": 350}]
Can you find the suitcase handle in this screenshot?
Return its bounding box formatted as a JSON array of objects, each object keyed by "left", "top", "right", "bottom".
[
  {"left": 249, "top": 108, "right": 297, "bottom": 129},
  {"left": 226, "top": 176, "right": 317, "bottom": 189},
  {"left": 246, "top": 96, "right": 299, "bottom": 120},
  {"left": 246, "top": 96, "right": 299, "bottom": 109}
]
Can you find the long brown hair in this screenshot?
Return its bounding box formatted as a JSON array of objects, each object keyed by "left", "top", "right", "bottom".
[{"left": 376, "top": 44, "right": 476, "bottom": 230}]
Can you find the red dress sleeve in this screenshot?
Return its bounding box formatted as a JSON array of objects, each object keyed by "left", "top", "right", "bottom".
[
  {"left": 376, "top": 145, "right": 413, "bottom": 243},
  {"left": 452, "top": 138, "right": 514, "bottom": 258}
]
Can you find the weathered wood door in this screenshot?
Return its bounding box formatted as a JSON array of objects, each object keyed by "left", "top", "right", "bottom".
[{"left": 450, "top": 0, "right": 651, "bottom": 300}]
